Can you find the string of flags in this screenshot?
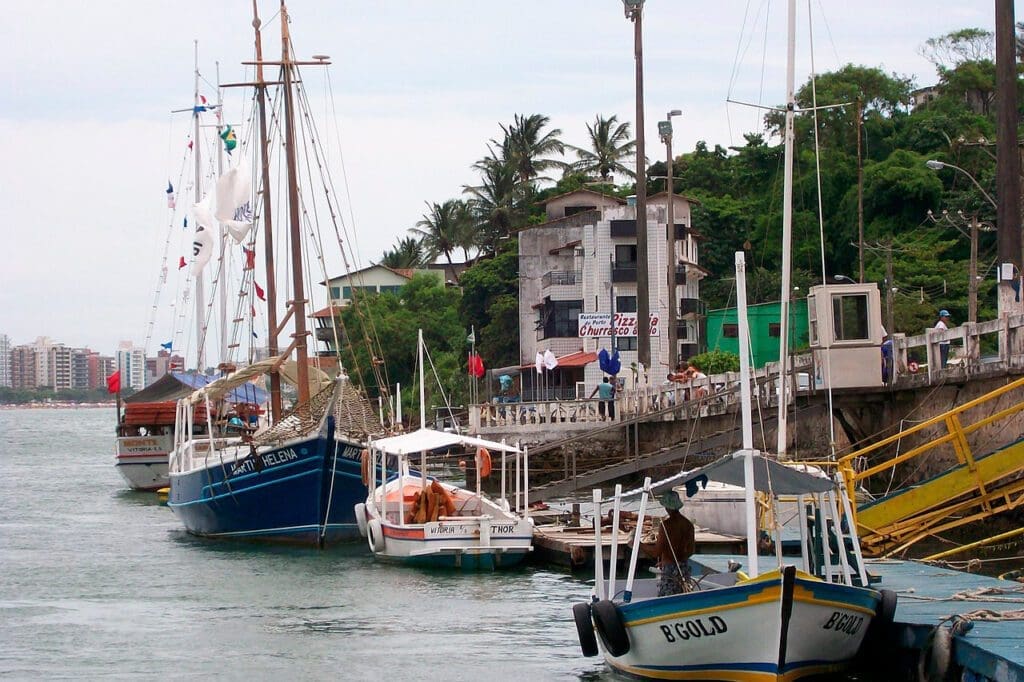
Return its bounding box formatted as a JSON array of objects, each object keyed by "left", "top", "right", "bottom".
[{"left": 166, "top": 182, "right": 175, "bottom": 209}]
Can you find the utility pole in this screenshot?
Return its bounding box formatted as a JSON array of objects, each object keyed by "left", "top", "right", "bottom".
[
  {"left": 856, "top": 98, "right": 865, "bottom": 283},
  {"left": 969, "top": 215, "right": 979, "bottom": 323},
  {"left": 995, "top": 0, "right": 1022, "bottom": 317},
  {"left": 659, "top": 110, "right": 681, "bottom": 371},
  {"left": 885, "top": 242, "right": 895, "bottom": 338},
  {"left": 625, "top": 0, "right": 650, "bottom": 371}
]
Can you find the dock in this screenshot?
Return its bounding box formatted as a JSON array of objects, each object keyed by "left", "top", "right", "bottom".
[
  {"left": 531, "top": 519, "right": 744, "bottom": 570},
  {"left": 692, "top": 553, "right": 1024, "bottom": 681}
]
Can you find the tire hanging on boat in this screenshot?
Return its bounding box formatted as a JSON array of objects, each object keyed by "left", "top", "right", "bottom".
[
  {"left": 366, "top": 518, "right": 384, "bottom": 553},
  {"left": 591, "top": 599, "right": 630, "bottom": 657},
  {"left": 916, "top": 624, "right": 954, "bottom": 682},
  {"left": 354, "top": 503, "right": 368, "bottom": 537},
  {"left": 572, "top": 602, "right": 599, "bottom": 657}
]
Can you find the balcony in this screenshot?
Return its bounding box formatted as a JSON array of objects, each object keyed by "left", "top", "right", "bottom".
[
  {"left": 679, "top": 298, "right": 707, "bottom": 318},
  {"left": 610, "top": 219, "right": 636, "bottom": 238},
  {"left": 673, "top": 264, "right": 686, "bottom": 286},
  {"left": 541, "top": 270, "right": 582, "bottom": 288},
  {"left": 612, "top": 261, "right": 637, "bottom": 283},
  {"left": 673, "top": 223, "right": 689, "bottom": 240}
]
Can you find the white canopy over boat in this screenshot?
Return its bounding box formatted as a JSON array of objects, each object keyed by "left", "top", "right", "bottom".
[{"left": 649, "top": 451, "right": 837, "bottom": 497}]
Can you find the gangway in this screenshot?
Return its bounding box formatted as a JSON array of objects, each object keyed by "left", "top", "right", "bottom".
[{"left": 838, "top": 376, "right": 1024, "bottom": 557}]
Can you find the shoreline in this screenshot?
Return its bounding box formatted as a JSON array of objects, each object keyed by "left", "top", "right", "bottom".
[{"left": 0, "top": 403, "right": 115, "bottom": 410}]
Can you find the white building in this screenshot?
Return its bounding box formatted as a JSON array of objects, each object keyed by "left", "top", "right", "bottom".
[
  {"left": 0, "top": 334, "right": 10, "bottom": 388},
  {"left": 117, "top": 341, "right": 146, "bottom": 391},
  {"left": 518, "top": 190, "right": 706, "bottom": 399}
]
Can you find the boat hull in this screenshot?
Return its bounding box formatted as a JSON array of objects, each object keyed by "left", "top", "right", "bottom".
[
  {"left": 373, "top": 519, "right": 533, "bottom": 570},
  {"left": 169, "top": 417, "right": 369, "bottom": 545},
  {"left": 115, "top": 434, "right": 172, "bottom": 491},
  {"left": 600, "top": 568, "right": 879, "bottom": 681}
]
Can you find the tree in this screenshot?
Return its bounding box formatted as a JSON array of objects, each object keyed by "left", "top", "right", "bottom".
[
  {"left": 498, "top": 113, "right": 566, "bottom": 185},
  {"left": 919, "top": 29, "right": 994, "bottom": 70},
  {"left": 410, "top": 199, "right": 473, "bottom": 284},
  {"left": 463, "top": 151, "right": 524, "bottom": 251},
  {"left": 568, "top": 114, "right": 637, "bottom": 182},
  {"left": 380, "top": 236, "right": 426, "bottom": 269},
  {"left": 459, "top": 239, "right": 520, "bottom": 368}
]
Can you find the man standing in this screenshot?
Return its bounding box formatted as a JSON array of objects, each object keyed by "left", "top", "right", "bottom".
[
  {"left": 935, "top": 309, "right": 952, "bottom": 368},
  {"left": 589, "top": 376, "right": 615, "bottom": 420},
  {"left": 642, "top": 490, "right": 696, "bottom": 596}
]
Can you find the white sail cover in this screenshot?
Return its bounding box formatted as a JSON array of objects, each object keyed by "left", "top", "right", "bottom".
[
  {"left": 372, "top": 428, "right": 521, "bottom": 456},
  {"left": 190, "top": 193, "right": 215, "bottom": 276},
  {"left": 215, "top": 162, "right": 253, "bottom": 243}
]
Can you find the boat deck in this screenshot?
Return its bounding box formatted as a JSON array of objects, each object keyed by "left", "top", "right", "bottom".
[{"left": 693, "top": 554, "right": 1024, "bottom": 682}]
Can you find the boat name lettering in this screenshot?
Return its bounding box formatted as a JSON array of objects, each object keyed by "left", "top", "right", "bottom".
[
  {"left": 431, "top": 524, "right": 473, "bottom": 535},
  {"left": 822, "top": 612, "right": 864, "bottom": 635},
  {"left": 122, "top": 438, "right": 159, "bottom": 447},
  {"left": 659, "top": 616, "right": 728, "bottom": 643},
  {"left": 230, "top": 448, "right": 299, "bottom": 476},
  {"left": 340, "top": 445, "right": 362, "bottom": 461},
  {"left": 490, "top": 523, "right": 516, "bottom": 534}
]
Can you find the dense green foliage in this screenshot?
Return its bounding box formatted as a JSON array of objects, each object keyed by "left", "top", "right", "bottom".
[
  {"left": 0, "top": 387, "right": 125, "bottom": 404},
  {"left": 687, "top": 350, "right": 740, "bottom": 375}
]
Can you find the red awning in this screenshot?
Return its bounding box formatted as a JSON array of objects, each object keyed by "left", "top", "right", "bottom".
[{"left": 519, "top": 350, "right": 597, "bottom": 370}]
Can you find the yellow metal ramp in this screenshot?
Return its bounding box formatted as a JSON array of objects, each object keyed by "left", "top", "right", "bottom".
[{"left": 838, "top": 376, "right": 1024, "bottom": 557}]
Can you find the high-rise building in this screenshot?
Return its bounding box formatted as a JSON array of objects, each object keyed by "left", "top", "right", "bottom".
[
  {"left": 71, "top": 348, "right": 91, "bottom": 389},
  {"left": 49, "top": 344, "right": 73, "bottom": 390},
  {"left": 0, "top": 333, "right": 11, "bottom": 388},
  {"left": 10, "top": 345, "right": 36, "bottom": 389},
  {"left": 116, "top": 341, "right": 146, "bottom": 390},
  {"left": 31, "top": 337, "right": 53, "bottom": 389}
]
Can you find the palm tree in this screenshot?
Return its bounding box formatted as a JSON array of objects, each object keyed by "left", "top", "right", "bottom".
[
  {"left": 498, "top": 113, "right": 567, "bottom": 185},
  {"left": 568, "top": 114, "right": 637, "bottom": 182},
  {"left": 380, "top": 236, "right": 426, "bottom": 269},
  {"left": 463, "top": 150, "right": 523, "bottom": 253},
  {"left": 409, "top": 199, "right": 472, "bottom": 284}
]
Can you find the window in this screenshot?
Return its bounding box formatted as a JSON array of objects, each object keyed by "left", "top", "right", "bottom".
[
  {"left": 330, "top": 286, "right": 341, "bottom": 299},
  {"left": 342, "top": 286, "right": 352, "bottom": 299},
  {"left": 380, "top": 285, "right": 402, "bottom": 295},
  {"left": 540, "top": 298, "right": 582, "bottom": 339},
  {"left": 615, "top": 244, "right": 638, "bottom": 265},
  {"left": 722, "top": 323, "right": 739, "bottom": 338},
  {"left": 832, "top": 294, "right": 869, "bottom": 341},
  {"left": 768, "top": 322, "right": 781, "bottom": 338},
  {"left": 616, "top": 295, "right": 637, "bottom": 313},
  {"left": 616, "top": 336, "right": 638, "bottom": 351}
]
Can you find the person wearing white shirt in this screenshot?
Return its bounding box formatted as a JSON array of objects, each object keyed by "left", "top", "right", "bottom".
[{"left": 935, "top": 309, "right": 952, "bottom": 368}]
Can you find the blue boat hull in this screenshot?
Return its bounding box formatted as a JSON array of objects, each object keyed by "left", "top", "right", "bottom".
[{"left": 168, "top": 417, "right": 369, "bottom": 545}]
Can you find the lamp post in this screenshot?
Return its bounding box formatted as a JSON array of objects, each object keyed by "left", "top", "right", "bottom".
[
  {"left": 926, "top": 208, "right": 995, "bottom": 324},
  {"left": 624, "top": 0, "right": 650, "bottom": 373},
  {"left": 925, "top": 159, "right": 997, "bottom": 209},
  {"left": 659, "top": 109, "right": 682, "bottom": 371}
]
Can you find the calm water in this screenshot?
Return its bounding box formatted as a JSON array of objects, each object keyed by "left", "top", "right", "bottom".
[{"left": 0, "top": 408, "right": 608, "bottom": 680}]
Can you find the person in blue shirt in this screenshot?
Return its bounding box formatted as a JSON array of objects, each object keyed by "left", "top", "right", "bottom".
[{"left": 589, "top": 376, "right": 616, "bottom": 420}]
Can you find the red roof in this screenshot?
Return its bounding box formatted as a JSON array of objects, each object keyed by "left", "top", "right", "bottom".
[
  {"left": 520, "top": 350, "right": 597, "bottom": 370},
  {"left": 310, "top": 305, "right": 344, "bottom": 318}
]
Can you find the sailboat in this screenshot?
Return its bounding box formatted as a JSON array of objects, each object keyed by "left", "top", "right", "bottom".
[
  {"left": 573, "top": 253, "right": 895, "bottom": 680},
  {"left": 356, "top": 331, "right": 533, "bottom": 569},
  {"left": 167, "top": 1, "right": 389, "bottom": 545}
]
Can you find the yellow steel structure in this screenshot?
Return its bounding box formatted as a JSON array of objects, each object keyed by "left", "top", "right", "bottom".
[{"left": 836, "top": 376, "right": 1024, "bottom": 557}]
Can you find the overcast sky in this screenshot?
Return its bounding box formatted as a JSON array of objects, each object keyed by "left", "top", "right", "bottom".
[{"left": 0, "top": 1, "right": 1011, "bottom": 356}]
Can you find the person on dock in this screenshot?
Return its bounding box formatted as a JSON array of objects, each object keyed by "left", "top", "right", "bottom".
[
  {"left": 589, "top": 376, "right": 615, "bottom": 420},
  {"left": 642, "top": 490, "right": 696, "bottom": 596}
]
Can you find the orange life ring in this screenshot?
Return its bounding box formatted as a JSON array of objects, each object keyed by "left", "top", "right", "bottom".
[
  {"left": 476, "top": 447, "right": 492, "bottom": 479},
  {"left": 908, "top": 360, "right": 919, "bottom": 374},
  {"left": 360, "top": 449, "right": 370, "bottom": 486}
]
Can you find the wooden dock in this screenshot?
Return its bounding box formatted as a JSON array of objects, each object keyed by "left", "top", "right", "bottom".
[
  {"left": 531, "top": 521, "right": 745, "bottom": 571},
  {"left": 692, "top": 553, "right": 1024, "bottom": 682}
]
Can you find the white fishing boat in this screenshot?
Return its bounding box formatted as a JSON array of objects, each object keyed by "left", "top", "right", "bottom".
[
  {"left": 355, "top": 330, "right": 533, "bottom": 569},
  {"left": 572, "top": 252, "right": 896, "bottom": 681}
]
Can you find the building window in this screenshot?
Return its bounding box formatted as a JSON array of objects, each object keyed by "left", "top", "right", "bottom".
[
  {"left": 768, "top": 322, "right": 781, "bottom": 337},
  {"left": 565, "top": 205, "right": 596, "bottom": 216},
  {"left": 616, "top": 336, "right": 638, "bottom": 351},
  {"left": 380, "top": 285, "right": 402, "bottom": 295},
  {"left": 616, "top": 296, "right": 637, "bottom": 313},
  {"left": 615, "top": 244, "right": 637, "bottom": 265},
  {"left": 330, "top": 286, "right": 341, "bottom": 299},
  {"left": 832, "top": 294, "right": 869, "bottom": 341},
  {"left": 342, "top": 286, "right": 352, "bottom": 299},
  {"left": 722, "top": 323, "right": 739, "bottom": 338},
  {"left": 540, "top": 298, "right": 582, "bottom": 339}
]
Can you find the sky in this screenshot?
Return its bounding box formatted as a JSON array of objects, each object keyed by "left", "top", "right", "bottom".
[{"left": 0, "top": 1, "right": 1014, "bottom": 357}]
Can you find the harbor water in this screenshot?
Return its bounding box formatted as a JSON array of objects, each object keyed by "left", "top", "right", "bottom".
[{"left": 0, "top": 408, "right": 606, "bottom": 680}]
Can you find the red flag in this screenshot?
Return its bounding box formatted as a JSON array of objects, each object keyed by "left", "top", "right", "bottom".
[
  {"left": 178, "top": 256, "right": 186, "bottom": 269},
  {"left": 254, "top": 282, "right": 266, "bottom": 301},
  {"left": 106, "top": 370, "right": 121, "bottom": 394},
  {"left": 243, "top": 247, "right": 256, "bottom": 270},
  {"left": 468, "top": 353, "right": 485, "bottom": 378}
]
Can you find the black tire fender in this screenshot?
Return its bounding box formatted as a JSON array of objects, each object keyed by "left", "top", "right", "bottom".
[
  {"left": 572, "top": 602, "right": 599, "bottom": 657},
  {"left": 591, "top": 599, "right": 630, "bottom": 657}
]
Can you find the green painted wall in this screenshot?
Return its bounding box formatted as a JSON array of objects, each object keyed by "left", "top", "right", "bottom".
[{"left": 705, "top": 299, "right": 809, "bottom": 368}]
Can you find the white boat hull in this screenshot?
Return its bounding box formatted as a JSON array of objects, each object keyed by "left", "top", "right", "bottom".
[
  {"left": 594, "top": 568, "right": 880, "bottom": 681},
  {"left": 115, "top": 434, "right": 172, "bottom": 491}
]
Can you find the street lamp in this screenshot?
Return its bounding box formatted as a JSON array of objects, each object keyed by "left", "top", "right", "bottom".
[
  {"left": 925, "top": 159, "right": 997, "bottom": 209},
  {"left": 833, "top": 274, "right": 856, "bottom": 284},
  {"left": 659, "top": 109, "right": 682, "bottom": 370},
  {"left": 624, "top": 0, "right": 650, "bottom": 372}
]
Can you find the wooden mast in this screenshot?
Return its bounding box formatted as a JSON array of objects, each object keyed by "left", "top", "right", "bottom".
[
  {"left": 192, "top": 41, "right": 206, "bottom": 373},
  {"left": 252, "top": 0, "right": 283, "bottom": 422},
  {"left": 279, "top": 1, "right": 311, "bottom": 405},
  {"left": 775, "top": 0, "right": 796, "bottom": 459}
]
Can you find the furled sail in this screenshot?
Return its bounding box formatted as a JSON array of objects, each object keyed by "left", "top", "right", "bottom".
[{"left": 190, "top": 193, "right": 215, "bottom": 276}]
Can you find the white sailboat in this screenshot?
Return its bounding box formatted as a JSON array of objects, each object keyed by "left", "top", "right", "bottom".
[
  {"left": 356, "top": 330, "right": 533, "bottom": 569},
  {"left": 573, "top": 252, "right": 895, "bottom": 680}
]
